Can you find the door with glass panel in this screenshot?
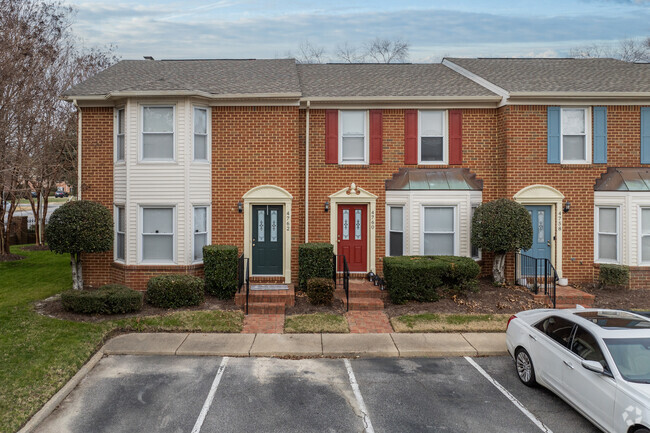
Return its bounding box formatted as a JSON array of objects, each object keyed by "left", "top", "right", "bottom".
[
  {"left": 522, "top": 205, "right": 552, "bottom": 275},
  {"left": 252, "top": 205, "right": 283, "bottom": 275},
  {"left": 338, "top": 204, "right": 367, "bottom": 272}
]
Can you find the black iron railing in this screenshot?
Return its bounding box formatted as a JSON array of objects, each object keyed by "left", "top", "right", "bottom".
[
  {"left": 333, "top": 253, "right": 350, "bottom": 311},
  {"left": 238, "top": 253, "right": 250, "bottom": 314},
  {"left": 514, "top": 252, "right": 557, "bottom": 308}
]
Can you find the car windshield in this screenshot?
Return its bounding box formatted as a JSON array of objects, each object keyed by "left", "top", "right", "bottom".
[{"left": 604, "top": 338, "right": 650, "bottom": 383}]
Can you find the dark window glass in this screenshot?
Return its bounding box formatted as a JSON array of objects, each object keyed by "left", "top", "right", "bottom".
[
  {"left": 390, "top": 232, "right": 403, "bottom": 256},
  {"left": 421, "top": 137, "right": 443, "bottom": 162},
  {"left": 535, "top": 316, "right": 575, "bottom": 348},
  {"left": 572, "top": 326, "right": 607, "bottom": 367}
]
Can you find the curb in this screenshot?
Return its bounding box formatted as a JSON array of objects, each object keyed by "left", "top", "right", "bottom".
[{"left": 17, "top": 350, "right": 105, "bottom": 433}]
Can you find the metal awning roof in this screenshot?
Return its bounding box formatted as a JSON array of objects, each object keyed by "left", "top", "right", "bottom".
[
  {"left": 594, "top": 168, "right": 650, "bottom": 191},
  {"left": 385, "top": 168, "right": 483, "bottom": 191}
]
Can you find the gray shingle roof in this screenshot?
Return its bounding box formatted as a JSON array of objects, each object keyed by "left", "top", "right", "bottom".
[
  {"left": 445, "top": 58, "right": 650, "bottom": 93},
  {"left": 297, "top": 63, "right": 496, "bottom": 97},
  {"left": 63, "top": 59, "right": 301, "bottom": 97}
]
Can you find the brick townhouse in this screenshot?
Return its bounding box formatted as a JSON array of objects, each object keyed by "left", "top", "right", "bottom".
[{"left": 62, "top": 57, "right": 650, "bottom": 290}]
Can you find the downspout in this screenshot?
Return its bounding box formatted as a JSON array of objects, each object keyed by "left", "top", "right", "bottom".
[
  {"left": 305, "top": 100, "right": 310, "bottom": 243},
  {"left": 74, "top": 99, "right": 82, "bottom": 200}
]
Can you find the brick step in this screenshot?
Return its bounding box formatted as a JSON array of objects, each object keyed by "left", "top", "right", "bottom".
[
  {"left": 534, "top": 294, "right": 595, "bottom": 303},
  {"left": 334, "top": 288, "right": 384, "bottom": 301},
  {"left": 246, "top": 302, "right": 286, "bottom": 315},
  {"left": 235, "top": 291, "right": 295, "bottom": 306},
  {"left": 555, "top": 302, "right": 595, "bottom": 309},
  {"left": 343, "top": 297, "right": 384, "bottom": 311}
]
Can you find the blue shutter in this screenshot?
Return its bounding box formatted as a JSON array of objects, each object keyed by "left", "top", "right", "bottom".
[
  {"left": 547, "top": 107, "right": 561, "bottom": 164},
  {"left": 643, "top": 108, "right": 650, "bottom": 164},
  {"left": 593, "top": 107, "right": 607, "bottom": 164}
]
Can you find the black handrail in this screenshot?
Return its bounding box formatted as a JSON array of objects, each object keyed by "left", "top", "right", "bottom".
[
  {"left": 333, "top": 253, "right": 350, "bottom": 311},
  {"left": 515, "top": 252, "right": 557, "bottom": 308},
  {"left": 238, "top": 254, "right": 250, "bottom": 314}
]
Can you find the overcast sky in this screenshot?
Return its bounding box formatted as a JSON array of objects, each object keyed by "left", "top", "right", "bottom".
[{"left": 66, "top": 0, "right": 649, "bottom": 62}]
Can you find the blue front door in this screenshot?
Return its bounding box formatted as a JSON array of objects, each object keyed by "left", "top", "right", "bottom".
[{"left": 523, "top": 205, "right": 552, "bottom": 262}]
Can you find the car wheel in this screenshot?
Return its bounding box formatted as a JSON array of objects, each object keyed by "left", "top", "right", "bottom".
[
  {"left": 515, "top": 347, "right": 536, "bottom": 386},
  {"left": 633, "top": 428, "right": 650, "bottom": 433}
]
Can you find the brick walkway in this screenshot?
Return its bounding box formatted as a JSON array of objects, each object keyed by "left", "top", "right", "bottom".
[
  {"left": 242, "top": 314, "right": 284, "bottom": 333},
  {"left": 346, "top": 311, "right": 394, "bottom": 333}
]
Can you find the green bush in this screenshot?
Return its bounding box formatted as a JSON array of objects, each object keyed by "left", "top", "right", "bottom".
[
  {"left": 61, "top": 284, "right": 143, "bottom": 314},
  {"left": 146, "top": 274, "right": 205, "bottom": 308},
  {"left": 203, "top": 245, "right": 238, "bottom": 299},
  {"left": 383, "top": 256, "right": 481, "bottom": 304},
  {"left": 299, "top": 243, "right": 334, "bottom": 290},
  {"left": 306, "top": 277, "right": 336, "bottom": 305},
  {"left": 471, "top": 199, "right": 532, "bottom": 254},
  {"left": 599, "top": 264, "right": 629, "bottom": 288}
]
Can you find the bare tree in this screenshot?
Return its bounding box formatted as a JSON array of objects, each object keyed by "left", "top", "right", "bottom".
[
  {"left": 296, "top": 40, "right": 327, "bottom": 64},
  {"left": 569, "top": 37, "right": 650, "bottom": 63},
  {"left": 365, "top": 38, "right": 410, "bottom": 63},
  {"left": 336, "top": 42, "right": 366, "bottom": 63}
]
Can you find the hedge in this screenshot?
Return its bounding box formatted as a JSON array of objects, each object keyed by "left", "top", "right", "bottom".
[
  {"left": 298, "top": 243, "right": 334, "bottom": 290},
  {"left": 146, "top": 274, "right": 205, "bottom": 308},
  {"left": 599, "top": 264, "right": 629, "bottom": 288},
  {"left": 61, "top": 284, "right": 143, "bottom": 314},
  {"left": 306, "top": 277, "right": 336, "bottom": 305},
  {"left": 383, "top": 256, "right": 481, "bottom": 304},
  {"left": 204, "top": 245, "right": 239, "bottom": 299}
]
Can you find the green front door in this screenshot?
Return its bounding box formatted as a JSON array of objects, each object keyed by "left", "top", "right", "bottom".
[{"left": 252, "top": 205, "right": 283, "bottom": 275}]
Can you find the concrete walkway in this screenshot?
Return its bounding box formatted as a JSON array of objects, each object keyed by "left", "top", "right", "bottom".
[{"left": 102, "top": 332, "right": 507, "bottom": 358}]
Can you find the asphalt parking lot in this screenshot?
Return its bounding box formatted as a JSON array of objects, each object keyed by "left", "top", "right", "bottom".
[{"left": 34, "top": 355, "right": 599, "bottom": 433}]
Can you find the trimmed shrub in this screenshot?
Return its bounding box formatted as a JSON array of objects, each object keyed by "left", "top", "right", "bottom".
[
  {"left": 146, "top": 274, "right": 205, "bottom": 308},
  {"left": 383, "top": 256, "right": 481, "bottom": 304},
  {"left": 306, "top": 277, "right": 336, "bottom": 305},
  {"left": 204, "top": 245, "right": 238, "bottom": 299},
  {"left": 61, "top": 284, "right": 143, "bottom": 314},
  {"left": 599, "top": 264, "right": 629, "bottom": 288},
  {"left": 299, "top": 243, "right": 334, "bottom": 290}
]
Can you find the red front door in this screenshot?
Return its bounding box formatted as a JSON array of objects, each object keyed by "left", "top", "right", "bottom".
[{"left": 338, "top": 204, "right": 367, "bottom": 272}]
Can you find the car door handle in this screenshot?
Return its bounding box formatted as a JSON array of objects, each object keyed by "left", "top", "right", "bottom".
[
  {"left": 563, "top": 360, "right": 574, "bottom": 369},
  {"left": 528, "top": 334, "right": 537, "bottom": 341}
]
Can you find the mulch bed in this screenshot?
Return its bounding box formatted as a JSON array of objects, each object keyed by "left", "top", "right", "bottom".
[
  {"left": 35, "top": 292, "right": 239, "bottom": 323},
  {"left": 578, "top": 284, "right": 650, "bottom": 311},
  {"left": 285, "top": 291, "right": 346, "bottom": 315},
  {"left": 20, "top": 245, "right": 50, "bottom": 251},
  {"left": 0, "top": 253, "right": 25, "bottom": 262}
]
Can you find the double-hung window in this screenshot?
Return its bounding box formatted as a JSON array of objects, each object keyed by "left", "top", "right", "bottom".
[
  {"left": 141, "top": 207, "right": 174, "bottom": 262},
  {"left": 641, "top": 208, "right": 650, "bottom": 263},
  {"left": 419, "top": 110, "right": 446, "bottom": 164},
  {"left": 142, "top": 106, "right": 174, "bottom": 160},
  {"left": 115, "top": 206, "right": 125, "bottom": 261},
  {"left": 339, "top": 110, "right": 367, "bottom": 164},
  {"left": 561, "top": 108, "right": 589, "bottom": 164},
  {"left": 115, "top": 108, "right": 125, "bottom": 162},
  {"left": 422, "top": 206, "right": 455, "bottom": 256},
  {"left": 596, "top": 206, "right": 618, "bottom": 262},
  {"left": 388, "top": 206, "right": 404, "bottom": 256},
  {"left": 193, "top": 107, "right": 208, "bottom": 161},
  {"left": 193, "top": 206, "right": 208, "bottom": 262}
]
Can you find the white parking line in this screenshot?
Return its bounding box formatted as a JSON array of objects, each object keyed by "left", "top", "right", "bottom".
[
  {"left": 344, "top": 359, "right": 375, "bottom": 433},
  {"left": 191, "top": 356, "right": 229, "bottom": 433},
  {"left": 464, "top": 356, "right": 553, "bottom": 433}
]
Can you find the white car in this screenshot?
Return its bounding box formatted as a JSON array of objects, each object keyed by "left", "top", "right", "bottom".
[{"left": 506, "top": 308, "right": 650, "bottom": 433}]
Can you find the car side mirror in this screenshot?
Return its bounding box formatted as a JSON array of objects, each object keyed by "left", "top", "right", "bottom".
[{"left": 581, "top": 360, "right": 605, "bottom": 374}]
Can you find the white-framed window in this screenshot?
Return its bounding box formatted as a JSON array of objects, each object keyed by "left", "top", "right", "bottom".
[
  {"left": 596, "top": 206, "right": 618, "bottom": 263},
  {"left": 470, "top": 204, "right": 481, "bottom": 260},
  {"left": 640, "top": 207, "right": 650, "bottom": 264},
  {"left": 193, "top": 206, "right": 208, "bottom": 262},
  {"left": 115, "top": 205, "right": 125, "bottom": 262},
  {"left": 193, "top": 107, "right": 209, "bottom": 161},
  {"left": 561, "top": 107, "right": 590, "bottom": 164},
  {"left": 422, "top": 206, "right": 456, "bottom": 256},
  {"left": 339, "top": 110, "right": 367, "bottom": 164},
  {"left": 141, "top": 106, "right": 174, "bottom": 161},
  {"left": 115, "top": 107, "right": 125, "bottom": 162},
  {"left": 419, "top": 110, "right": 447, "bottom": 164},
  {"left": 387, "top": 205, "right": 404, "bottom": 256},
  {"left": 141, "top": 206, "right": 175, "bottom": 263}
]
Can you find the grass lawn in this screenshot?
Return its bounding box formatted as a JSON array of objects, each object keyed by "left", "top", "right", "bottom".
[
  {"left": 0, "top": 246, "right": 242, "bottom": 433},
  {"left": 391, "top": 313, "right": 510, "bottom": 333},
  {"left": 285, "top": 313, "right": 349, "bottom": 333}
]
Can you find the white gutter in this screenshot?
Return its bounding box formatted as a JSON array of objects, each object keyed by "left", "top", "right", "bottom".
[
  {"left": 74, "top": 99, "right": 81, "bottom": 199},
  {"left": 302, "top": 95, "right": 501, "bottom": 103},
  {"left": 442, "top": 59, "right": 510, "bottom": 106},
  {"left": 305, "top": 101, "right": 310, "bottom": 243},
  {"left": 64, "top": 91, "right": 302, "bottom": 101}
]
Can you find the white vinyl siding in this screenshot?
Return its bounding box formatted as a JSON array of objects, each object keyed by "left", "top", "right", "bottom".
[
  {"left": 422, "top": 206, "right": 456, "bottom": 256},
  {"left": 561, "top": 107, "right": 590, "bottom": 164},
  {"left": 193, "top": 107, "right": 209, "bottom": 161},
  {"left": 387, "top": 206, "right": 404, "bottom": 256},
  {"left": 115, "top": 206, "right": 125, "bottom": 262},
  {"left": 596, "top": 206, "right": 619, "bottom": 263},
  {"left": 339, "top": 110, "right": 367, "bottom": 164},
  {"left": 115, "top": 108, "right": 125, "bottom": 162},
  {"left": 419, "top": 110, "right": 447, "bottom": 164},
  {"left": 193, "top": 206, "right": 208, "bottom": 262},
  {"left": 141, "top": 207, "right": 175, "bottom": 263},
  {"left": 141, "top": 106, "right": 174, "bottom": 161}
]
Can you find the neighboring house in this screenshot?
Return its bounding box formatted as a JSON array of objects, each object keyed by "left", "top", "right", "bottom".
[{"left": 62, "top": 57, "right": 650, "bottom": 290}]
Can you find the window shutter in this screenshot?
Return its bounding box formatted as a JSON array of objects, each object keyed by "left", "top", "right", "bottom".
[
  {"left": 593, "top": 107, "right": 607, "bottom": 164},
  {"left": 369, "top": 109, "right": 383, "bottom": 164},
  {"left": 404, "top": 110, "right": 417, "bottom": 164},
  {"left": 547, "top": 106, "right": 561, "bottom": 164},
  {"left": 642, "top": 107, "right": 650, "bottom": 164},
  {"left": 449, "top": 110, "right": 463, "bottom": 165},
  {"left": 325, "top": 109, "right": 338, "bottom": 164}
]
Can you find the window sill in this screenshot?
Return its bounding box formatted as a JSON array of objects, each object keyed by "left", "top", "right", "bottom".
[
  {"left": 138, "top": 260, "right": 176, "bottom": 266},
  {"left": 137, "top": 160, "right": 178, "bottom": 165},
  {"left": 560, "top": 163, "right": 595, "bottom": 169},
  {"left": 418, "top": 164, "right": 449, "bottom": 168},
  {"left": 338, "top": 164, "right": 370, "bottom": 169}
]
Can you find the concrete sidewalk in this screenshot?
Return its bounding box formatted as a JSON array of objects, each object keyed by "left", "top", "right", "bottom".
[{"left": 102, "top": 332, "right": 507, "bottom": 358}]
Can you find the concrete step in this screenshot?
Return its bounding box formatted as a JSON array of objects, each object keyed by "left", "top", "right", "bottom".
[{"left": 246, "top": 302, "right": 286, "bottom": 315}]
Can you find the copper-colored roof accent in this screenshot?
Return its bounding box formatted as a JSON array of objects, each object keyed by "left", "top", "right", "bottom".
[
  {"left": 385, "top": 168, "right": 483, "bottom": 191},
  {"left": 594, "top": 167, "right": 650, "bottom": 191}
]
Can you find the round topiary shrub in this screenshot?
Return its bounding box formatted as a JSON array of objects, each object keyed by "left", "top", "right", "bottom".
[
  {"left": 146, "top": 274, "right": 205, "bottom": 308},
  {"left": 61, "top": 284, "right": 143, "bottom": 314},
  {"left": 306, "top": 277, "right": 336, "bottom": 305}
]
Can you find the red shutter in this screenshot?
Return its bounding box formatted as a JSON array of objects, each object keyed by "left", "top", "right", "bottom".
[
  {"left": 369, "top": 109, "right": 383, "bottom": 164},
  {"left": 404, "top": 110, "right": 417, "bottom": 164},
  {"left": 325, "top": 109, "right": 338, "bottom": 164},
  {"left": 449, "top": 110, "right": 463, "bottom": 165}
]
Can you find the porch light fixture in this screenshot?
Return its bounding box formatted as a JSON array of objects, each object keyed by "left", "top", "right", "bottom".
[
  {"left": 324, "top": 201, "right": 330, "bottom": 212},
  {"left": 238, "top": 201, "right": 243, "bottom": 213},
  {"left": 563, "top": 201, "right": 571, "bottom": 213}
]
